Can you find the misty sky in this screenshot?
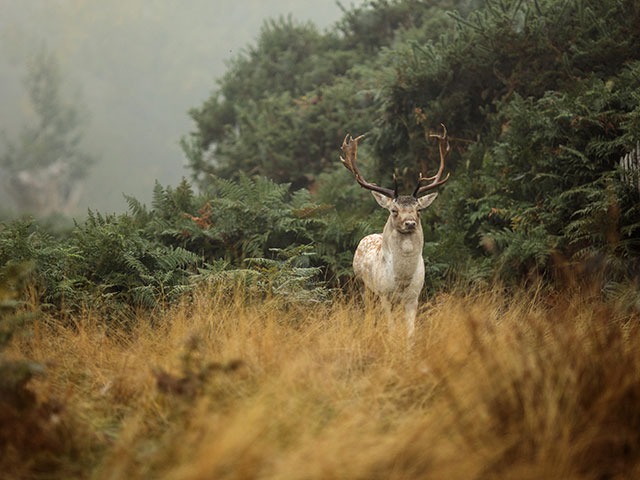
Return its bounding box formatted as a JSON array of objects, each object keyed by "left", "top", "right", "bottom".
[{"left": 0, "top": 0, "right": 362, "bottom": 214}]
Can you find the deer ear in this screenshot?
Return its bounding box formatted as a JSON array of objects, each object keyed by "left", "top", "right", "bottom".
[
  {"left": 371, "top": 191, "right": 393, "bottom": 209},
  {"left": 417, "top": 193, "right": 438, "bottom": 210}
]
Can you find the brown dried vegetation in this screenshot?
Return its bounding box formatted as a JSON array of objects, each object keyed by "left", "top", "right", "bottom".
[{"left": 6, "top": 285, "right": 640, "bottom": 479}]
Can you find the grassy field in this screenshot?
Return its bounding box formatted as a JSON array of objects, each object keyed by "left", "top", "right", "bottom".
[{"left": 5, "top": 285, "right": 640, "bottom": 479}]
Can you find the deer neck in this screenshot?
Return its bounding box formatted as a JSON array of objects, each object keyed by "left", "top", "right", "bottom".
[{"left": 381, "top": 219, "right": 424, "bottom": 277}]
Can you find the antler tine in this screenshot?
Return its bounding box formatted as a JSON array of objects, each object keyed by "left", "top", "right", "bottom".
[
  {"left": 413, "top": 123, "right": 451, "bottom": 197},
  {"left": 339, "top": 134, "right": 362, "bottom": 175},
  {"left": 340, "top": 133, "right": 396, "bottom": 198},
  {"left": 429, "top": 123, "right": 448, "bottom": 141}
]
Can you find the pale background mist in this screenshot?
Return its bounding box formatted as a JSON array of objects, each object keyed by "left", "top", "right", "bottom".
[{"left": 0, "top": 0, "right": 361, "bottom": 214}]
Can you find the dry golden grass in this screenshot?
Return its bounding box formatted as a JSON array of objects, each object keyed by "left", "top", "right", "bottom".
[{"left": 7, "top": 285, "right": 640, "bottom": 479}]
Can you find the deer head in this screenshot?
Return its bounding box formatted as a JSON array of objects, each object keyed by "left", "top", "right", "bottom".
[{"left": 340, "top": 124, "right": 451, "bottom": 234}]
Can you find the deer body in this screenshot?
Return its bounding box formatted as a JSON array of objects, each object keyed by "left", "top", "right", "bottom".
[
  {"left": 353, "top": 194, "right": 436, "bottom": 336},
  {"left": 339, "top": 125, "right": 451, "bottom": 337},
  {"left": 354, "top": 232, "right": 424, "bottom": 301}
]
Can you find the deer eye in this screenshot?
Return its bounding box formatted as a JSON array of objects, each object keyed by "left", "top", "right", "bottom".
[{"left": 391, "top": 209, "right": 399, "bottom": 216}]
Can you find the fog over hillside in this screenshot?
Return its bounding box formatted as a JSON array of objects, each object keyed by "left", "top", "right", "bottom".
[{"left": 0, "top": 0, "right": 358, "bottom": 214}]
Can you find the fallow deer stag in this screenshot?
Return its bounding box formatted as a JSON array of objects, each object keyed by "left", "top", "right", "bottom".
[{"left": 340, "top": 124, "right": 451, "bottom": 337}]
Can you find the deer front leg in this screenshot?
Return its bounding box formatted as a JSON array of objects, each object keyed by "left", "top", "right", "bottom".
[
  {"left": 404, "top": 298, "right": 418, "bottom": 338},
  {"left": 376, "top": 295, "right": 393, "bottom": 330}
]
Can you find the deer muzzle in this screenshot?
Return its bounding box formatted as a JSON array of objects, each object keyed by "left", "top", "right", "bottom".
[{"left": 402, "top": 220, "right": 417, "bottom": 232}]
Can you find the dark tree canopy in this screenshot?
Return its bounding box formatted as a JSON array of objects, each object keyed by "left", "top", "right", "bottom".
[{"left": 183, "top": 0, "right": 640, "bottom": 288}]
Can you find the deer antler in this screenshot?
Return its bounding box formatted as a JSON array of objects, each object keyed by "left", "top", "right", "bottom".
[
  {"left": 413, "top": 123, "right": 451, "bottom": 197},
  {"left": 340, "top": 134, "right": 396, "bottom": 198}
]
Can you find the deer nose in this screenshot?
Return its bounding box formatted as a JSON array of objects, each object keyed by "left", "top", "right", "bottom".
[{"left": 404, "top": 220, "right": 417, "bottom": 230}]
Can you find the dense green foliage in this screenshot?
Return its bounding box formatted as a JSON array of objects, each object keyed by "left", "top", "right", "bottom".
[
  {"left": 0, "top": 176, "right": 362, "bottom": 312},
  {"left": 2, "top": 0, "right": 640, "bottom": 313},
  {"left": 185, "top": 0, "right": 640, "bottom": 290},
  {"left": 182, "top": 1, "right": 475, "bottom": 189}
]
